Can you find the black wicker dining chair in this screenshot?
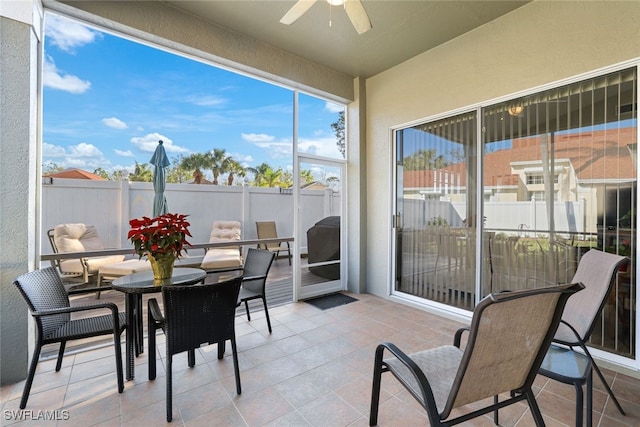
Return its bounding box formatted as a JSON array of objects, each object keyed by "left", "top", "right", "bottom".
[
  {"left": 148, "top": 276, "right": 242, "bottom": 422},
  {"left": 237, "top": 248, "right": 276, "bottom": 333},
  {"left": 13, "top": 267, "right": 127, "bottom": 409}
]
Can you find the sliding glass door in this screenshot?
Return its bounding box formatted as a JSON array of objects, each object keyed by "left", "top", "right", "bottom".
[{"left": 393, "top": 66, "right": 637, "bottom": 362}]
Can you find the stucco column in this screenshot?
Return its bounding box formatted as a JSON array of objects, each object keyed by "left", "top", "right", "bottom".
[
  {"left": 346, "top": 77, "right": 366, "bottom": 293},
  {"left": 0, "top": 0, "right": 42, "bottom": 385}
]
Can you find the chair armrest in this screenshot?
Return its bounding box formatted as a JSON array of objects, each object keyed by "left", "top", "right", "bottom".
[
  {"left": 148, "top": 298, "right": 165, "bottom": 325},
  {"left": 453, "top": 327, "right": 470, "bottom": 348},
  {"left": 32, "top": 302, "right": 121, "bottom": 321},
  {"left": 375, "top": 342, "right": 437, "bottom": 410},
  {"left": 66, "top": 284, "right": 113, "bottom": 296},
  {"left": 242, "top": 274, "right": 267, "bottom": 283},
  {"left": 553, "top": 319, "right": 583, "bottom": 345}
]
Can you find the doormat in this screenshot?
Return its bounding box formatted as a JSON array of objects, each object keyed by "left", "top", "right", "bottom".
[{"left": 305, "top": 293, "right": 358, "bottom": 310}]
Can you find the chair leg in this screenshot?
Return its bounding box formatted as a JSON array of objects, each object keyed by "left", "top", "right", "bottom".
[
  {"left": 113, "top": 330, "right": 124, "bottom": 393},
  {"left": 369, "top": 349, "right": 383, "bottom": 426},
  {"left": 581, "top": 344, "right": 625, "bottom": 415},
  {"left": 188, "top": 349, "right": 196, "bottom": 367},
  {"left": 19, "top": 344, "right": 42, "bottom": 409},
  {"left": 230, "top": 337, "right": 241, "bottom": 395},
  {"left": 524, "top": 389, "right": 545, "bottom": 427},
  {"left": 166, "top": 354, "right": 173, "bottom": 422},
  {"left": 55, "top": 341, "right": 66, "bottom": 371},
  {"left": 148, "top": 320, "right": 157, "bottom": 380},
  {"left": 261, "top": 296, "right": 272, "bottom": 333},
  {"left": 244, "top": 300, "right": 251, "bottom": 321},
  {"left": 493, "top": 395, "right": 499, "bottom": 425}
]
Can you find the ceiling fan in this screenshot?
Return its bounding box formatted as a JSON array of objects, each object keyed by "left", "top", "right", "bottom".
[{"left": 280, "top": 0, "right": 372, "bottom": 35}]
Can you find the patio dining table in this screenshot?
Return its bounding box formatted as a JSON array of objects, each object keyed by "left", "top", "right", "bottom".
[{"left": 112, "top": 268, "right": 207, "bottom": 380}]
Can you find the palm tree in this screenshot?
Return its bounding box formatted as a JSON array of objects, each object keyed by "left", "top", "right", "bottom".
[
  {"left": 263, "top": 167, "right": 282, "bottom": 188},
  {"left": 210, "top": 148, "right": 232, "bottom": 185},
  {"left": 226, "top": 159, "right": 246, "bottom": 186},
  {"left": 246, "top": 162, "right": 272, "bottom": 187},
  {"left": 129, "top": 162, "right": 154, "bottom": 182},
  {"left": 300, "top": 169, "right": 314, "bottom": 185},
  {"left": 180, "top": 153, "right": 212, "bottom": 184}
]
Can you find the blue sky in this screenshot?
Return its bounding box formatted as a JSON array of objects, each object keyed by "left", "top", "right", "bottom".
[{"left": 43, "top": 13, "right": 344, "bottom": 179}]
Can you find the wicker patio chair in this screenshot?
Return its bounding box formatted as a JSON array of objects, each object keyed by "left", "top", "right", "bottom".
[
  {"left": 256, "top": 221, "right": 291, "bottom": 265},
  {"left": 148, "top": 276, "right": 243, "bottom": 422},
  {"left": 13, "top": 267, "right": 127, "bottom": 409},
  {"left": 237, "top": 248, "right": 276, "bottom": 333},
  {"left": 546, "top": 248, "right": 629, "bottom": 416},
  {"left": 369, "top": 282, "right": 584, "bottom": 427}
]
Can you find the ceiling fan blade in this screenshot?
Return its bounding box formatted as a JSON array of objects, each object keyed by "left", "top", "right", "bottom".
[
  {"left": 280, "top": 0, "right": 317, "bottom": 25},
  {"left": 344, "top": 0, "right": 372, "bottom": 34}
]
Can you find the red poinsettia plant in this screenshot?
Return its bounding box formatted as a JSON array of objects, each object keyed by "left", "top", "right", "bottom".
[{"left": 128, "top": 213, "right": 192, "bottom": 259}]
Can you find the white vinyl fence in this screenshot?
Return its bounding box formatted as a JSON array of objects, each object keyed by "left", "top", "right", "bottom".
[{"left": 41, "top": 179, "right": 340, "bottom": 258}]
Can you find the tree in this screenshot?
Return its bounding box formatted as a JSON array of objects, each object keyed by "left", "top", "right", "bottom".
[
  {"left": 180, "top": 153, "right": 212, "bottom": 184},
  {"left": 263, "top": 167, "right": 282, "bottom": 188},
  {"left": 300, "top": 169, "right": 314, "bottom": 185},
  {"left": 167, "top": 155, "right": 191, "bottom": 183},
  {"left": 403, "top": 149, "right": 447, "bottom": 170},
  {"left": 209, "top": 148, "right": 232, "bottom": 185},
  {"left": 246, "top": 162, "right": 272, "bottom": 187},
  {"left": 93, "top": 168, "right": 110, "bottom": 180},
  {"left": 330, "top": 110, "right": 345, "bottom": 158},
  {"left": 129, "top": 162, "right": 154, "bottom": 182},
  {"left": 225, "top": 159, "right": 246, "bottom": 186},
  {"left": 42, "top": 162, "right": 64, "bottom": 175}
]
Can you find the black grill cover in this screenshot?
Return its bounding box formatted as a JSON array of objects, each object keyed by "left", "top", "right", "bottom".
[{"left": 307, "top": 216, "right": 340, "bottom": 279}]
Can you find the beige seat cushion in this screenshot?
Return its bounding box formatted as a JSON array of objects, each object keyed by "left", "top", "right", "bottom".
[
  {"left": 201, "top": 220, "right": 242, "bottom": 270},
  {"left": 98, "top": 255, "right": 205, "bottom": 279},
  {"left": 54, "top": 223, "right": 124, "bottom": 274}
]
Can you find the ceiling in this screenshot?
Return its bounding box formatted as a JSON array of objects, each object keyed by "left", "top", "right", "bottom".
[{"left": 162, "top": 0, "right": 530, "bottom": 79}]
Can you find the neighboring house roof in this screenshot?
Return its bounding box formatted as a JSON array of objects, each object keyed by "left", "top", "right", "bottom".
[
  {"left": 45, "top": 168, "right": 106, "bottom": 181},
  {"left": 403, "top": 127, "right": 636, "bottom": 188}
]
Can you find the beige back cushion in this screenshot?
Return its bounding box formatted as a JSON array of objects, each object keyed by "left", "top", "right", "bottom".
[
  {"left": 54, "top": 223, "right": 105, "bottom": 253},
  {"left": 209, "top": 221, "right": 241, "bottom": 244}
]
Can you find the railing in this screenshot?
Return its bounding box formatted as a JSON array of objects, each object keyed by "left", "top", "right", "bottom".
[{"left": 397, "top": 226, "right": 635, "bottom": 358}]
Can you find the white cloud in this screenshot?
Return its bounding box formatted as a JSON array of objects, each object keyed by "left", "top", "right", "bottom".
[
  {"left": 42, "top": 142, "right": 67, "bottom": 158},
  {"left": 130, "top": 133, "right": 190, "bottom": 154},
  {"left": 229, "top": 152, "right": 254, "bottom": 164},
  {"left": 42, "top": 141, "right": 112, "bottom": 171},
  {"left": 186, "top": 95, "right": 226, "bottom": 107},
  {"left": 324, "top": 102, "right": 344, "bottom": 113},
  {"left": 102, "top": 117, "right": 128, "bottom": 129},
  {"left": 69, "top": 142, "right": 104, "bottom": 157},
  {"left": 241, "top": 133, "right": 275, "bottom": 143},
  {"left": 250, "top": 139, "right": 292, "bottom": 159},
  {"left": 115, "top": 149, "right": 134, "bottom": 157},
  {"left": 45, "top": 14, "right": 102, "bottom": 53},
  {"left": 43, "top": 56, "right": 91, "bottom": 94}
]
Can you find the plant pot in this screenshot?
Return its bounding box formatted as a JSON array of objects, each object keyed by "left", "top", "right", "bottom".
[{"left": 148, "top": 252, "right": 176, "bottom": 283}]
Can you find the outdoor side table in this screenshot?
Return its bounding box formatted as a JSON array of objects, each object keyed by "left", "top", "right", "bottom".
[
  {"left": 112, "top": 268, "right": 206, "bottom": 380},
  {"left": 539, "top": 344, "right": 593, "bottom": 427}
]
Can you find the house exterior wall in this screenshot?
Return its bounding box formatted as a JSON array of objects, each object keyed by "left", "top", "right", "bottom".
[
  {"left": 0, "top": 0, "right": 43, "bottom": 385},
  {"left": 364, "top": 1, "right": 640, "bottom": 298}
]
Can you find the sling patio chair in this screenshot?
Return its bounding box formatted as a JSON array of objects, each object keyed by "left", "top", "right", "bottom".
[
  {"left": 256, "top": 221, "right": 291, "bottom": 265},
  {"left": 369, "top": 282, "right": 584, "bottom": 427},
  {"left": 13, "top": 267, "right": 127, "bottom": 409},
  {"left": 542, "top": 248, "right": 629, "bottom": 416},
  {"left": 148, "top": 276, "right": 243, "bottom": 422}
]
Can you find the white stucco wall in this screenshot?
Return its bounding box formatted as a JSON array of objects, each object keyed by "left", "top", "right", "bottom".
[
  {"left": 0, "top": 0, "right": 43, "bottom": 384},
  {"left": 364, "top": 1, "right": 640, "bottom": 297}
]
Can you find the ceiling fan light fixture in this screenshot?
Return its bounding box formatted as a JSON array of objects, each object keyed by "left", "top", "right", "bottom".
[
  {"left": 508, "top": 105, "right": 525, "bottom": 117},
  {"left": 327, "top": 0, "right": 345, "bottom": 6}
]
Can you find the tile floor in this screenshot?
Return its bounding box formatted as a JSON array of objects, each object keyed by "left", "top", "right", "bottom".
[{"left": 1, "top": 291, "right": 639, "bottom": 426}]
